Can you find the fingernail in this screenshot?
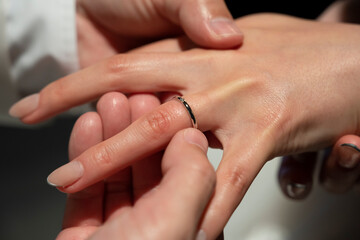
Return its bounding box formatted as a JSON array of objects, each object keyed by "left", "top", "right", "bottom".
[
  {"left": 184, "top": 128, "right": 208, "bottom": 153},
  {"left": 47, "top": 161, "right": 84, "bottom": 187},
  {"left": 9, "top": 93, "right": 39, "bottom": 118},
  {"left": 209, "top": 17, "right": 243, "bottom": 37},
  {"left": 339, "top": 143, "right": 360, "bottom": 168},
  {"left": 286, "top": 182, "right": 307, "bottom": 199},
  {"left": 196, "top": 230, "right": 207, "bottom": 240}
]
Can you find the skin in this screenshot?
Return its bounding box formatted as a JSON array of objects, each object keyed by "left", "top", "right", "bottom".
[
  {"left": 320, "top": 135, "right": 360, "bottom": 193},
  {"left": 279, "top": 0, "right": 360, "bottom": 199},
  {"left": 279, "top": 136, "right": 360, "bottom": 199},
  {"left": 75, "top": 0, "right": 243, "bottom": 68},
  {"left": 57, "top": 92, "right": 215, "bottom": 240},
  {"left": 12, "top": 14, "right": 360, "bottom": 239}
]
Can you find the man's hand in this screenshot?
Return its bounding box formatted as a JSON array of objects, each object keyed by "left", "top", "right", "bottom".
[
  {"left": 57, "top": 92, "right": 215, "bottom": 240},
  {"left": 76, "top": 0, "right": 243, "bottom": 68}
]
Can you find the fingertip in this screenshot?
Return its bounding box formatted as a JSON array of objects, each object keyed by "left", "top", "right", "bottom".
[
  {"left": 47, "top": 160, "right": 84, "bottom": 188},
  {"left": 96, "top": 92, "right": 131, "bottom": 139},
  {"left": 163, "top": 128, "right": 210, "bottom": 173},
  {"left": 278, "top": 154, "right": 316, "bottom": 200},
  {"left": 320, "top": 135, "right": 360, "bottom": 193},
  {"left": 69, "top": 111, "right": 103, "bottom": 160},
  {"left": 285, "top": 182, "right": 310, "bottom": 200},
  {"left": 183, "top": 128, "right": 208, "bottom": 153},
  {"left": 9, "top": 93, "right": 39, "bottom": 119},
  {"left": 73, "top": 112, "right": 102, "bottom": 134},
  {"left": 338, "top": 143, "right": 360, "bottom": 168},
  {"left": 207, "top": 17, "right": 244, "bottom": 44},
  {"left": 179, "top": 0, "right": 243, "bottom": 49},
  {"left": 324, "top": 135, "right": 360, "bottom": 170},
  {"left": 335, "top": 134, "right": 360, "bottom": 169},
  {"left": 184, "top": 18, "right": 243, "bottom": 49},
  {"left": 96, "top": 92, "right": 129, "bottom": 113}
]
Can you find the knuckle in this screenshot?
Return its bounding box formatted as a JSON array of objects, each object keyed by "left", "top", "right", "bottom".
[
  {"left": 105, "top": 55, "right": 129, "bottom": 75},
  {"left": 140, "top": 108, "right": 174, "bottom": 141},
  {"left": 91, "top": 143, "right": 117, "bottom": 168},
  {"left": 222, "top": 166, "right": 250, "bottom": 196},
  {"left": 104, "top": 55, "right": 133, "bottom": 89}
]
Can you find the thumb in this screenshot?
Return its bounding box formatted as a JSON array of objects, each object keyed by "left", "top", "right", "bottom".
[{"left": 157, "top": 0, "right": 243, "bottom": 48}]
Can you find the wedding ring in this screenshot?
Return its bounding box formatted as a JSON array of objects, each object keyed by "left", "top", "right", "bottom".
[{"left": 174, "top": 96, "right": 198, "bottom": 129}]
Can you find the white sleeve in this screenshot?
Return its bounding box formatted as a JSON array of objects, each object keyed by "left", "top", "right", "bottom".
[
  {"left": 0, "top": 0, "right": 18, "bottom": 125},
  {"left": 3, "top": 0, "right": 79, "bottom": 95}
]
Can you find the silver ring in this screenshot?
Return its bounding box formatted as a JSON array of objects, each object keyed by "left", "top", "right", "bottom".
[{"left": 174, "top": 96, "right": 198, "bottom": 129}]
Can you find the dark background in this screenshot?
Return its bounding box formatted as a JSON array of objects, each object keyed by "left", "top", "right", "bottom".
[
  {"left": 226, "top": 0, "right": 335, "bottom": 19},
  {"left": 1, "top": 1, "right": 336, "bottom": 239}
]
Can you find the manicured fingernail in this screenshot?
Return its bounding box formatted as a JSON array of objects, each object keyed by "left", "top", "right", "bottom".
[
  {"left": 209, "top": 17, "right": 243, "bottom": 37},
  {"left": 196, "top": 230, "right": 207, "bottom": 240},
  {"left": 47, "top": 161, "right": 84, "bottom": 187},
  {"left": 286, "top": 182, "right": 307, "bottom": 199},
  {"left": 9, "top": 93, "right": 39, "bottom": 118},
  {"left": 184, "top": 128, "right": 208, "bottom": 153},
  {"left": 339, "top": 143, "right": 360, "bottom": 168}
]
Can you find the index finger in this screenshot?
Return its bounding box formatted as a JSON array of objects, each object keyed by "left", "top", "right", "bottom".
[
  {"left": 9, "top": 53, "right": 188, "bottom": 124},
  {"left": 88, "top": 128, "right": 214, "bottom": 240},
  {"left": 47, "top": 95, "right": 210, "bottom": 193}
]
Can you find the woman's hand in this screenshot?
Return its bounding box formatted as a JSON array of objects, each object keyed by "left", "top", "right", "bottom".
[
  {"left": 76, "top": 0, "right": 243, "bottom": 68},
  {"left": 10, "top": 14, "right": 360, "bottom": 239},
  {"left": 278, "top": 0, "right": 360, "bottom": 200},
  {"left": 57, "top": 92, "right": 215, "bottom": 240}
]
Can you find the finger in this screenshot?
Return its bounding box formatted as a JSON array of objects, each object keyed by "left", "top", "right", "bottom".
[
  {"left": 96, "top": 92, "right": 133, "bottom": 220},
  {"left": 199, "top": 132, "right": 273, "bottom": 239},
  {"left": 56, "top": 227, "right": 98, "bottom": 240},
  {"left": 156, "top": 0, "right": 243, "bottom": 48},
  {"left": 61, "top": 112, "right": 104, "bottom": 231},
  {"left": 90, "top": 129, "right": 214, "bottom": 240},
  {"left": 10, "top": 53, "right": 190, "bottom": 124},
  {"left": 129, "top": 36, "right": 196, "bottom": 53},
  {"left": 129, "top": 94, "right": 163, "bottom": 200},
  {"left": 278, "top": 152, "right": 318, "bottom": 200},
  {"left": 320, "top": 135, "right": 360, "bottom": 193},
  {"left": 47, "top": 94, "right": 212, "bottom": 193}
]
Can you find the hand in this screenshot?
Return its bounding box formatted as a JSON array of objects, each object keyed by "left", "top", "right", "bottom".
[
  {"left": 320, "top": 135, "right": 360, "bottom": 193},
  {"left": 11, "top": 14, "right": 360, "bottom": 239},
  {"left": 76, "top": 0, "right": 243, "bottom": 68},
  {"left": 278, "top": 135, "right": 360, "bottom": 199},
  {"left": 57, "top": 92, "right": 215, "bottom": 240},
  {"left": 278, "top": 0, "right": 360, "bottom": 199}
]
